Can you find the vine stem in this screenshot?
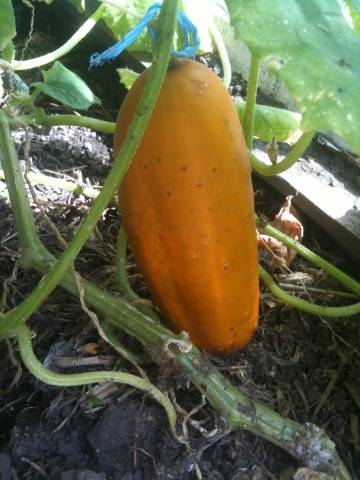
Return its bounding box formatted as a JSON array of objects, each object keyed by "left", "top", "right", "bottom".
[
  {"left": 2, "top": 111, "right": 358, "bottom": 321},
  {"left": 0, "top": 0, "right": 179, "bottom": 337},
  {"left": 18, "top": 247, "right": 351, "bottom": 480},
  {"left": 0, "top": 3, "right": 353, "bottom": 475},
  {"left": 258, "top": 222, "right": 360, "bottom": 297},
  {"left": 16, "top": 323, "right": 178, "bottom": 439},
  {"left": 0, "top": 168, "right": 104, "bottom": 203},
  {"left": 116, "top": 227, "right": 136, "bottom": 299},
  {"left": 2, "top": 120, "right": 359, "bottom": 322},
  {"left": 0, "top": 130, "right": 352, "bottom": 475},
  {"left": 259, "top": 266, "right": 360, "bottom": 316},
  {"left": 208, "top": 22, "right": 232, "bottom": 89},
  {"left": 249, "top": 131, "right": 315, "bottom": 175},
  {"left": 243, "top": 55, "right": 260, "bottom": 149},
  {"left": 14, "top": 113, "right": 115, "bottom": 134},
  {"left": 101, "top": 320, "right": 149, "bottom": 367},
  {"left": 116, "top": 227, "right": 160, "bottom": 321},
  {"left": 11, "top": 5, "right": 106, "bottom": 71},
  {"left": 0, "top": 113, "right": 42, "bottom": 254}
]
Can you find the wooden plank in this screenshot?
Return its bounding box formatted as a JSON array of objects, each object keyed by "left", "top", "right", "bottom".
[{"left": 254, "top": 142, "right": 360, "bottom": 261}]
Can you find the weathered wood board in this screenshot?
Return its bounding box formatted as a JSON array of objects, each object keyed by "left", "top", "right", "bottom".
[{"left": 254, "top": 142, "right": 360, "bottom": 261}]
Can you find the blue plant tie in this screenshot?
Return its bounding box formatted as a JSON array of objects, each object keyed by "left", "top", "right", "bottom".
[{"left": 89, "top": 3, "right": 200, "bottom": 68}]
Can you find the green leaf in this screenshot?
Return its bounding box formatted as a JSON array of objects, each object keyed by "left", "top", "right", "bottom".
[
  {"left": 0, "top": 0, "right": 16, "bottom": 53},
  {"left": 116, "top": 68, "right": 139, "bottom": 89},
  {"left": 2, "top": 40, "right": 15, "bottom": 63},
  {"left": 344, "top": 0, "right": 360, "bottom": 36},
  {"left": 101, "top": 0, "right": 220, "bottom": 56},
  {"left": 182, "top": 0, "right": 228, "bottom": 53},
  {"left": 37, "top": 61, "right": 100, "bottom": 110},
  {"left": 235, "top": 101, "right": 302, "bottom": 143},
  {"left": 226, "top": 0, "right": 360, "bottom": 155},
  {"left": 101, "top": 0, "right": 154, "bottom": 55}
]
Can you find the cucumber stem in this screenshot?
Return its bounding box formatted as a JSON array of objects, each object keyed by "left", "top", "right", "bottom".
[
  {"left": 11, "top": 5, "right": 106, "bottom": 71},
  {"left": 258, "top": 221, "right": 360, "bottom": 297},
  {"left": 243, "top": 55, "right": 260, "bottom": 149},
  {"left": 17, "top": 323, "right": 178, "bottom": 438},
  {"left": 249, "top": 131, "right": 315, "bottom": 175},
  {"left": 116, "top": 227, "right": 160, "bottom": 321},
  {"left": 14, "top": 113, "right": 115, "bottom": 134}
]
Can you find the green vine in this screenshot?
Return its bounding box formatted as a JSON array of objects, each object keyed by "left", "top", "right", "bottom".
[
  {"left": 250, "top": 131, "right": 315, "bottom": 175},
  {"left": 116, "top": 227, "right": 137, "bottom": 299},
  {"left": 17, "top": 246, "right": 351, "bottom": 479},
  {"left": 116, "top": 227, "right": 160, "bottom": 321},
  {"left": 14, "top": 112, "right": 115, "bottom": 134},
  {"left": 0, "top": 167, "right": 106, "bottom": 204},
  {"left": 208, "top": 21, "right": 232, "bottom": 89},
  {"left": 16, "top": 323, "right": 178, "bottom": 439},
  {"left": 243, "top": 55, "right": 260, "bottom": 149},
  {"left": 259, "top": 266, "right": 360, "bottom": 316},
  {"left": 259, "top": 222, "right": 360, "bottom": 296},
  {"left": 0, "top": 2, "right": 355, "bottom": 475},
  {"left": 11, "top": 5, "right": 106, "bottom": 71},
  {"left": 0, "top": 112, "right": 41, "bottom": 254},
  {"left": 0, "top": 0, "right": 179, "bottom": 338}
]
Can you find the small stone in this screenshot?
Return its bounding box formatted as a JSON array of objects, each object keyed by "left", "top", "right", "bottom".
[{"left": 293, "top": 468, "right": 332, "bottom": 480}]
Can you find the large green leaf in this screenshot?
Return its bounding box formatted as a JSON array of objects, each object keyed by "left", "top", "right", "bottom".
[
  {"left": 36, "top": 61, "right": 100, "bottom": 110},
  {"left": 345, "top": 0, "right": 360, "bottom": 36},
  {"left": 182, "top": 0, "right": 228, "bottom": 52},
  {"left": 235, "top": 101, "right": 301, "bottom": 143},
  {"left": 101, "top": 0, "right": 158, "bottom": 55},
  {"left": 226, "top": 0, "right": 360, "bottom": 155},
  {"left": 100, "top": 0, "right": 226, "bottom": 55},
  {"left": 0, "top": 0, "right": 16, "bottom": 53}
]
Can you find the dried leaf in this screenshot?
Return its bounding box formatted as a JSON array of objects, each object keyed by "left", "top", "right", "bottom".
[
  {"left": 272, "top": 195, "right": 304, "bottom": 242},
  {"left": 258, "top": 195, "right": 304, "bottom": 267},
  {"left": 257, "top": 232, "right": 287, "bottom": 268}
]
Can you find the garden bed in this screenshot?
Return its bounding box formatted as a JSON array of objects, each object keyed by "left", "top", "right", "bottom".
[
  {"left": 1, "top": 2, "right": 360, "bottom": 479},
  {"left": 1, "top": 123, "right": 359, "bottom": 479}
]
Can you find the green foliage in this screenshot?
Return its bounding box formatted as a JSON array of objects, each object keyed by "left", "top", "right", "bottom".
[
  {"left": 101, "top": 0, "right": 155, "bottom": 55},
  {"left": 182, "top": 0, "right": 228, "bottom": 52},
  {"left": 117, "top": 68, "right": 140, "bottom": 89},
  {"left": 345, "top": 0, "right": 360, "bottom": 36},
  {"left": 235, "top": 101, "right": 301, "bottom": 143},
  {"left": 0, "top": 0, "right": 16, "bottom": 54},
  {"left": 226, "top": 0, "right": 360, "bottom": 155},
  {"left": 35, "top": 61, "right": 100, "bottom": 110},
  {"left": 100, "top": 0, "right": 226, "bottom": 56},
  {"left": 2, "top": 41, "right": 14, "bottom": 63}
]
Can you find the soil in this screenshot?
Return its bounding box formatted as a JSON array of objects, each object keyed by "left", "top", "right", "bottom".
[{"left": 1, "top": 2, "right": 360, "bottom": 480}]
